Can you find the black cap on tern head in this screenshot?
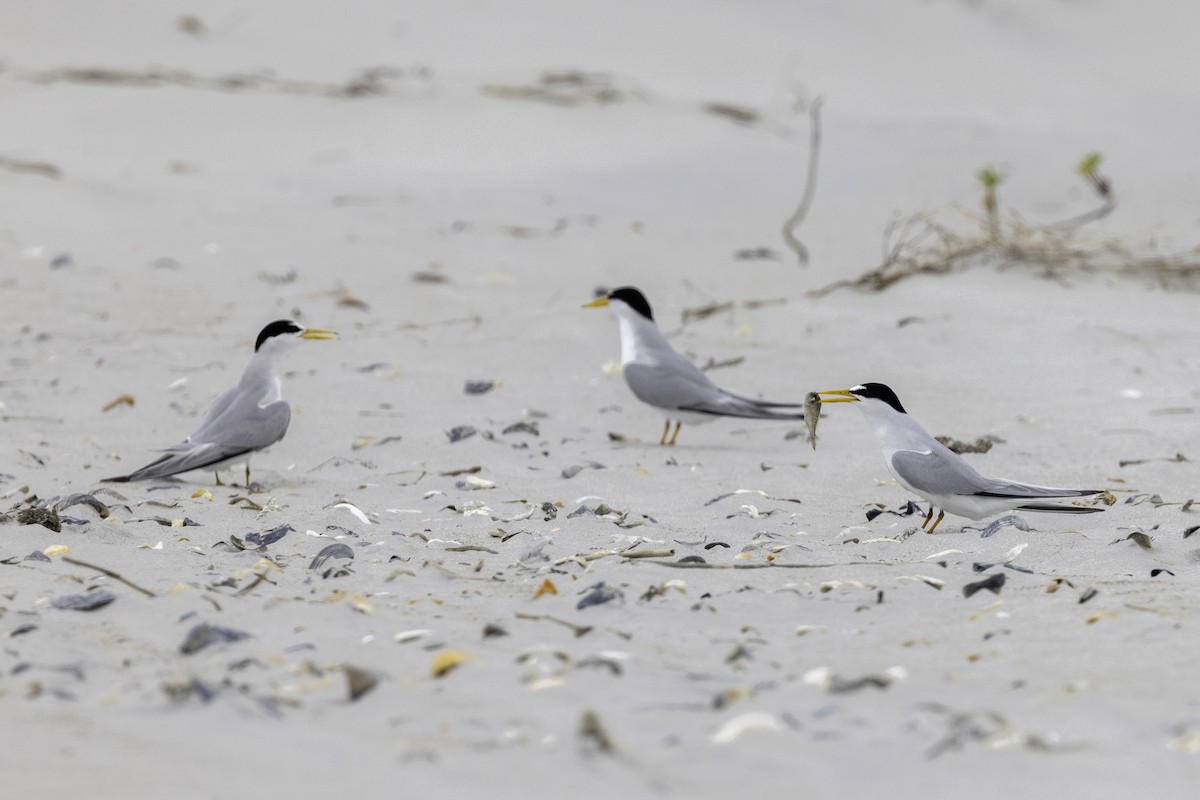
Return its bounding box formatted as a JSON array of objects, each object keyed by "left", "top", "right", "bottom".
[
  {"left": 852, "top": 383, "right": 907, "bottom": 414},
  {"left": 607, "top": 286, "right": 653, "bottom": 321},
  {"left": 255, "top": 320, "right": 304, "bottom": 351}
]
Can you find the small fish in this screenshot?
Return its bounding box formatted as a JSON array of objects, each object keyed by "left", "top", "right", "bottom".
[{"left": 804, "top": 392, "right": 821, "bottom": 450}]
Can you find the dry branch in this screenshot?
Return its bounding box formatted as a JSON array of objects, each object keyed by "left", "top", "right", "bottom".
[
  {"left": 781, "top": 98, "right": 823, "bottom": 266},
  {"left": 812, "top": 154, "right": 1200, "bottom": 296}
]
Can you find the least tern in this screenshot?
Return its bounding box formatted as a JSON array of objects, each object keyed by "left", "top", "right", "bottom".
[
  {"left": 104, "top": 320, "right": 337, "bottom": 487},
  {"left": 819, "top": 383, "right": 1103, "bottom": 532},
  {"left": 585, "top": 286, "right": 805, "bottom": 444}
]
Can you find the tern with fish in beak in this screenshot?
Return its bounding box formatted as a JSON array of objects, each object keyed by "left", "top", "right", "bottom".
[{"left": 818, "top": 383, "right": 1104, "bottom": 532}]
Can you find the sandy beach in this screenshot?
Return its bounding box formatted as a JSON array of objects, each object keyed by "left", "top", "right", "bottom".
[{"left": 2, "top": 2, "right": 1199, "bottom": 797}]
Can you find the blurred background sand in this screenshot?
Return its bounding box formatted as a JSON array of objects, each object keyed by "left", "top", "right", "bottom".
[{"left": 2, "top": 2, "right": 1199, "bottom": 797}]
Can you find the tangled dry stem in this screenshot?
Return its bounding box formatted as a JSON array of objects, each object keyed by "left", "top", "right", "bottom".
[
  {"left": 812, "top": 172, "right": 1200, "bottom": 296},
  {"left": 781, "top": 98, "right": 823, "bottom": 266}
]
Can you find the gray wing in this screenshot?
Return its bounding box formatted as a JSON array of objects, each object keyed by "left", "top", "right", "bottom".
[
  {"left": 190, "top": 393, "right": 292, "bottom": 452},
  {"left": 890, "top": 448, "right": 1098, "bottom": 499},
  {"left": 186, "top": 383, "right": 241, "bottom": 441},
  {"left": 889, "top": 448, "right": 992, "bottom": 496},
  {"left": 105, "top": 398, "right": 291, "bottom": 482},
  {"left": 623, "top": 362, "right": 804, "bottom": 420},
  {"left": 972, "top": 477, "right": 1101, "bottom": 499}
]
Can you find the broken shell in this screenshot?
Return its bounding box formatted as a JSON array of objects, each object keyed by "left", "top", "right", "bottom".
[
  {"left": 180, "top": 622, "right": 251, "bottom": 654},
  {"left": 963, "top": 573, "right": 1006, "bottom": 598},
  {"left": 332, "top": 502, "right": 373, "bottom": 525},
  {"left": 310, "top": 543, "right": 355, "bottom": 570},
  {"left": 710, "top": 712, "right": 784, "bottom": 744},
  {"left": 51, "top": 587, "right": 117, "bottom": 611},
  {"left": 431, "top": 649, "right": 473, "bottom": 678},
  {"left": 343, "top": 665, "right": 379, "bottom": 701}
]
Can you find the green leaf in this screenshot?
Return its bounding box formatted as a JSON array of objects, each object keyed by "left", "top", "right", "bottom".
[
  {"left": 1077, "top": 152, "right": 1103, "bottom": 177},
  {"left": 977, "top": 166, "right": 1005, "bottom": 189}
]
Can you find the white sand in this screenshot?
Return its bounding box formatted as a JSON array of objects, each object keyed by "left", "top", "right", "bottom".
[{"left": 2, "top": 1, "right": 1199, "bottom": 797}]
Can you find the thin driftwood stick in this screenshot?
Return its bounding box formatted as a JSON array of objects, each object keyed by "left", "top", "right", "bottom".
[
  {"left": 62, "top": 555, "right": 157, "bottom": 597},
  {"left": 781, "top": 97, "right": 823, "bottom": 265}
]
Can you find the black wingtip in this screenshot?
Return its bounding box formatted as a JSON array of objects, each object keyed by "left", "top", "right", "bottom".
[
  {"left": 678, "top": 405, "right": 804, "bottom": 421},
  {"left": 1016, "top": 503, "right": 1105, "bottom": 514},
  {"left": 975, "top": 489, "right": 1104, "bottom": 500},
  {"left": 100, "top": 475, "right": 131, "bottom": 483}
]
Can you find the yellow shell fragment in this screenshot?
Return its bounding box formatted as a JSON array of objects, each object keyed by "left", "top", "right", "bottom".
[
  {"left": 1172, "top": 732, "right": 1200, "bottom": 753},
  {"left": 322, "top": 591, "right": 374, "bottom": 614},
  {"left": 191, "top": 489, "right": 213, "bottom": 501},
  {"left": 710, "top": 711, "right": 783, "bottom": 744},
  {"left": 431, "top": 649, "right": 474, "bottom": 678},
  {"left": 42, "top": 545, "right": 70, "bottom": 558},
  {"left": 1086, "top": 610, "right": 1118, "bottom": 625},
  {"left": 534, "top": 578, "right": 558, "bottom": 599},
  {"left": 968, "top": 600, "right": 1003, "bottom": 622}
]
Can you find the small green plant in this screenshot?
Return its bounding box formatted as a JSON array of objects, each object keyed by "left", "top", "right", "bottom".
[
  {"left": 812, "top": 151, "right": 1199, "bottom": 295},
  {"left": 1076, "top": 151, "right": 1109, "bottom": 198},
  {"left": 977, "top": 165, "right": 1005, "bottom": 217},
  {"left": 1076, "top": 151, "right": 1102, "bottom": 178},
  {"left": 976, "top": 166, "right": 1005, "bottom": 189}
]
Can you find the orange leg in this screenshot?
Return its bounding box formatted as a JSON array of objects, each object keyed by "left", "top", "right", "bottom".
[
  {"left": 925, "top": 510, "right": 945, "bottom": 534},
  {"left": 921, "top": 505, "right": 934, "bottom": 528},
  {"left": 659, "top": 420, "right": 671, "bottom": 445},
  {"left": 667, "top": 420, "right": 682, "bottom": 446},
  {"left": 245, "top": 463, "right": 252, "bottom": 488},
  {"left": 214, "top": 471, "right": 224, "bottom": 487}
]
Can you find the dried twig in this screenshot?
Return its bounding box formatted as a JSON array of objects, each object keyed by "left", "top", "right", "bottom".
[
  {"left": 61, "top": 556, "right": 156, "bottom": 597},
  {"left": 781, "top": 98, "right": 823, "bottom": 266},
  {"left": 22, "top": 65, "right": 425, "bottom": 99},
  {"left": 812, "top": 153, "right": 1200, "bottom": 296},
  {"left": 0, "top": 155, "right": 62, "bottom": 179},
  {"left": 643, "top": 560, "right": 887, "bottom": 570}
]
